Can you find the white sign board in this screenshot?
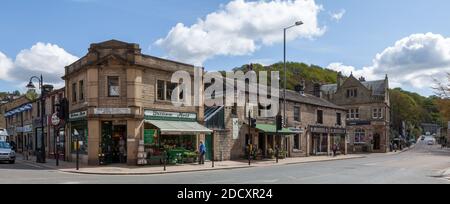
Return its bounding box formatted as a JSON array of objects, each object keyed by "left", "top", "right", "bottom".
[
  {"left": 232, "top": 118, "right": 239, "bottom": 140},
  {"left": 70, "top": 111, "right": 87, "bottom": 119},
  {"left": 144, "top": 110, "right": 197, "bottom": 120},
  {"left": 94, "top": 108, "right": 131, "bottom": 115}
]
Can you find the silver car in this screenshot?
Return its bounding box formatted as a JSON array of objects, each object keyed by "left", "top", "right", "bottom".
[{"left": 0, "top": 141, "right": 15, "bottom": 164}]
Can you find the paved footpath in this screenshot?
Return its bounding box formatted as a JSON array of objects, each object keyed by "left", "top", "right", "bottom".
[{"left": 17, "top": 153, "right": 366, "bottom": 175}]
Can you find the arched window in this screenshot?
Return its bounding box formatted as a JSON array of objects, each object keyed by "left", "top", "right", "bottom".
[{"left": 355, "top": 129, "right": 366, "bottom": 144}]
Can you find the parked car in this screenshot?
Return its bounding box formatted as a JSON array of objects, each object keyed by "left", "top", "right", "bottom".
[{"left": 0, "top": 141, "right": 15, "bottom": 164}]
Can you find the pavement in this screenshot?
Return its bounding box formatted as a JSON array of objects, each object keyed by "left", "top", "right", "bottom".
[
  {"left": 1, "top": 142, "right": 448, "bottom": 184},
  {"left": 16, "top": 153, "right": 365, "bottom": 175}
]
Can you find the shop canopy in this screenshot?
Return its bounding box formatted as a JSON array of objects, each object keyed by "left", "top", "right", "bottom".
[
  {"left": 145, "top": 120, "right": 213, "bottom": 135},
  {"left": 256, "top": 124, "right": 303, "bottom": 135},
  {"left": 4, "top": 103, "right": 32, "bottom": 117}
]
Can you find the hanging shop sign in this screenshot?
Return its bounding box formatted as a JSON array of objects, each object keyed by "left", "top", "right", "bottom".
[
  {"left": 144, "top": 110, "right": 197, "bottom": 121},
  {"left": 51, "top": 113, "right": 60, "bottom": 126},
  {"left": 70, "top": 111, "right": 87, "bottom": 120},
  {"left": 94, "top": 108, "right": 131, "bottom": 115}
]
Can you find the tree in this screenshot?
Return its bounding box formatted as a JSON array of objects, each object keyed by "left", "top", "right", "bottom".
[
  {"left": 25, "top": 89, "right": 38, "bottom": 101},
  {"left": 12, "top": 90, "right": 21, "bottom": 96},
  {"left": 433, "top": 73, "right": 450, "bottom": 99}
]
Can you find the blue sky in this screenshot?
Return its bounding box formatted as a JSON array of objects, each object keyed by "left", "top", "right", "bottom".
[{"left": 1, "top": 0, "right": 450, "bottom": 96}]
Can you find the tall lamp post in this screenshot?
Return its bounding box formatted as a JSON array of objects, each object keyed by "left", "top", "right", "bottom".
[
  {"left": 26, "top": 75, "right": 46, "bottom": 163},
  {"left": 283, "top": 21, "right": 303, "bottom": 125}
]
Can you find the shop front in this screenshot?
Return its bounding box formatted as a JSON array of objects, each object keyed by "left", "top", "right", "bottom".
[
  {"left": 142, "top": 110, "right": 212, "bottom": 165},
  {"left": 309, "top": 126, "right": 348, "bottom": 156},
  {"left": 68, "top": 110, "right": 88, "bottom": 163},
  {"left": 255, "top": 124, "right": 302, "bottom": 159},
  {"left": 310, "top": 126, "right": 330, "bottom": 156}
]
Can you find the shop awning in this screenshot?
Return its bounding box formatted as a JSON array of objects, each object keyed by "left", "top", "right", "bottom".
[
  {"left": 145, "top": 120, "right": 213, "bottom": 135},
  {"left": 256, "top": 124, "right": 303, "bottom": 135}
]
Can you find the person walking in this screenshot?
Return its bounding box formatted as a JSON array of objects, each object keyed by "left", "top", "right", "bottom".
[
  {"left": 332, "top": 143, "right": 338, "bottom": 157},
  {"left": 393, "top": 143, "right": 398, "bottom": 152},
  {"left": 199, "top": 141, "right": 206, "bottom": 165}
]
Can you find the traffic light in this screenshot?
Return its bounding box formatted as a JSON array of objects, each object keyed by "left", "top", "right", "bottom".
[
  {"left": 276, "top": 115, "right": 283, "bottom": 131},
  {"left": 250, "top": 118, "right": 257, "bottom": 128}
]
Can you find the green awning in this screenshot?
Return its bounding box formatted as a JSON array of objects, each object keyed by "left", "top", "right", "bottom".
[
  {"left": 256, "top": 124, "right": 303, "bottom": 135},
  {"left": 145, "top": 120, "right": 213, "bottom": 135}
]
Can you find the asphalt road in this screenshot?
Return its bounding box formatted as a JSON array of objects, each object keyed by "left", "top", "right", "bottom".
[{"left": 0, "top": 141, "right": 449, "bottom": 184}]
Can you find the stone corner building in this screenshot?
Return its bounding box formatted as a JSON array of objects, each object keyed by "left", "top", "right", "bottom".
[
  {"left": 319, "top": 73, "right": 391, "bottom": 153},
  {"left": 62, "top": 40, "right": 210, "bottom": 166}
]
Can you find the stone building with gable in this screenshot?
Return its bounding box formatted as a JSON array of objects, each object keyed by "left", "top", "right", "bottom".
[{"left": 319, "top": 73, "right": 391, "bottom": 153}]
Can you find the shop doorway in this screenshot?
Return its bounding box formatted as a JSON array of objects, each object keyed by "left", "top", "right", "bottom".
[
  {"left": 101, "top": 122, "right": 127, "bottom": 164},
  {"left": 258, "top": 133, "right": 266, "bottom": 157},
  {"left": 373, "top": 134, "right": 381, "bottom": 150}
]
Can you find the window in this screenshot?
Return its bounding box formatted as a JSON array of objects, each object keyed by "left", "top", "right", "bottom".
[
  {"left": 79, "top": 80, "right": 84, "bottom": 100},
  {"left": 346, "top": 89, "right": 358, "bottom": 98},
  {"left": 294, "top": 106, "right": 300, "bottom": 122},
  {"left": 108, "top": 76, "right": 120, "bottom": 97},
  {"left": 347, "top": 108, "right": 360, "bottom": 120},
  {"left": 157, "top": 80, "right": 165, "bottom": 101},
  {"left": 72, "top": 83, "right": 77, "bottom": 102},
  {"left": 294, "top": 134, "right": 300, "bottom": 150},
  {"left": 373, "top": 108, "right": 383, "bottom": 119},
  {"left": 336, "top": 113, "right": 342, "bottom": 126},
  {"left": 354, "top": 129, "right": 366, "bottom": 144},
  {"left": 166, "top": 82, "right": 178, "bottom": 101},
  {"left": 317, "top": 110, "right": 323, "bottom": 124}
]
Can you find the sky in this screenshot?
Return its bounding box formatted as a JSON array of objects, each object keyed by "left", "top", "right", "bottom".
[{"left": 1, "top": 0, "right": 450, "bottom": 96}]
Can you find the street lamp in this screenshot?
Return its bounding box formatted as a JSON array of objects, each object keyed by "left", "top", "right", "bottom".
[
  {"left": 26, "top": 75, "right": 46, "bottom": 163},
  {"left": 283, "top": 21, "right": 303, "bottom": 126}
]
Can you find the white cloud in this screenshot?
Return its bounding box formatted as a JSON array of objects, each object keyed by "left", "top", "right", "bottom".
[
  {"left": 0, "top": 52, "right": 14, "bottom": 80},
  {"left": 328, "top": 33, "right": 450, "bottom": 95},
  {"left": 330, "top": 9, "right": 346, "bottom": 22},
  {"left": 0, "top": 42, "right": 78, "bottom": 87},
  {"left": 327, "top": 62, "right": 376, "bottom": 80},
  {"left": 156, "top": 0, "right": 325, "bottom": 66}
]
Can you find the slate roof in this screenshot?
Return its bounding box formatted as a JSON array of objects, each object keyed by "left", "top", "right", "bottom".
[{"left": 321, "top": 79, "right": 387, "bottom": 96}]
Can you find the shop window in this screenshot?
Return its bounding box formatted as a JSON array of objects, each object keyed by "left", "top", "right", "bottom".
[
  {"left": 72, "top": 83, "right": 77, "bottom": 102},
  {"left": 354, "top": 129, "right": 365, "bottom": 144},
  {"left": 294, "top": 106, "right": 301, "bottom": 122},
  {"left": 79, "top": 80, "right": 84, "bottom": 101},
  {"left": 108, "top": 76, "right": 120, "bottom": 97},
  {"left": 317, "top": 110, "right": 323, "bottom": 124},
  {"left": 294, "top": 134, "right": 300, "bottom": 150},
  {"left": 71, "top": 123, "right": 88, "bottom": 154}
]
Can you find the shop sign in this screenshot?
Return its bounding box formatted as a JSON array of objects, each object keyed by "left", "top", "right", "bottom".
[
  {"left": 70, "top": 111, "right": 87, "bottom": 120},
  {"left": 330, "top": 128, "right": 346, "bottom": 134},
  {"left": 94, "top": 108, "right": 131, "bottom": 115},
  {"left": 145, "top": 110, "right": 197, "bottom": 121},
  {"left": 23, "top": 125, "right": 32, "bottom": 133},
  {"left": 51, "top": 113, "right": 60, "bottom": 126},
  {"left": 310, "top": 126, "right": 329, "bottom": 134},
  {"left": 232, "top": 118, "right": 239, "bottom": 140}
]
